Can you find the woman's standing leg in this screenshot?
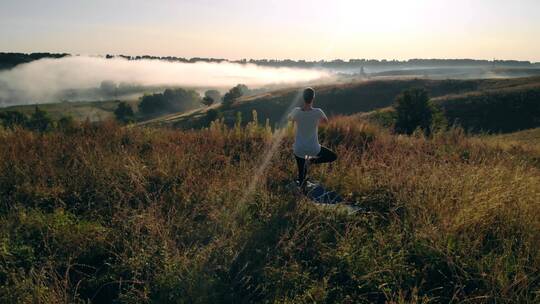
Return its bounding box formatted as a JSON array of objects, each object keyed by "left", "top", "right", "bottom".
[{"left": 295, "top": 155, "right": 307, "bottom": 184}]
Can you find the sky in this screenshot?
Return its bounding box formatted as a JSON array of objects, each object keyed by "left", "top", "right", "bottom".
[{"left": 1, "top": 0, "right": 539, "bottom": 61}]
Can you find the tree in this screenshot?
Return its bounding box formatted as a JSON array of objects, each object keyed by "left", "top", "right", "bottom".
[
  {"left": 57, "top": 115, "right": 76, "bottom": 131},
  {"left": 223, "top": 84, "right": 248, "bottom": 107},
  {"left": 206, "top": 90, "right": 221, "bottom": 102},
  {"left": 27, "top": 106, "right": 53, "bottom": 132},
  {"left": 100, "top": 80, "right": 118, "bottom": 97},
  {"left": 139, "top": 88, "right": 201, "bottom": 117},
  {"left": 114, "top": 101, "right": 135, "bottom": 123},
  {"left": 205, "top": 109, "right": 221, "bottom": 123},
  {"left": 202, "top": 96, "right": 214, "bottom": 107},
  {"left": 202, "top": 90, "right": 221, "bottom": 106},
  {"left": 138, "top": 93, "right": 163, "bottom": 116},
  {"left": 394, "top": 88, "right": 436, "bottom": 135},
  {"left": 0, "top": 110, "right": 28, "bottom": 128}
]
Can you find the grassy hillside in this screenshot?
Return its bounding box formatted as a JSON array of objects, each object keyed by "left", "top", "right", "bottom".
[
  {"left": 159, "top": 76, "right": 540, "bottom": 130},
  {"left": 361, "top": 82, "right": 540, "bottom": 134},
  {"left": 480, "top": 128, "right": 540, "bottom": 162},
  {"left": 488, "top": 127, "right": 540, "bottom": 145},
  {"left": 1, "top": 117, "right": 539, "bottom": 302},
  {"left": 0, "top": 99, "right": 140, "bottom": 121},
  {"left": 434, "top": 84, "right": 540, "bottom": 133}
]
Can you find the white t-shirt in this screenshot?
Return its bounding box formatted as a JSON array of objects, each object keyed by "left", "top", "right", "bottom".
[{"left": 288, "top": 107, "right": 328, "bottom": 157}]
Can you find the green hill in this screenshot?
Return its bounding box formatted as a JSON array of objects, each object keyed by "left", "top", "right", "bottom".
[
  {"left": 159, "top": 77, "right": 540, "bottom": 130},
  {"left": 361, "top": 81, "right": 540, "bottom": 134},
  {"left": 434, "top": 84, "right": 540, "bottom": 133}
]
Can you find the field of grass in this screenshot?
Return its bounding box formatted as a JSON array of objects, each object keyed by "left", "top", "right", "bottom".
[
  {"left": 478, "top": 128, "right": 540, "bottom": 163},
  {"left": 0, "top": 99, "right": 140, "bottom": 122},
  {"left": 487, "top": 127, "right": 540, "bottom": 145},
  {"left": 1, "top": 115, "right": 539, "bottom": 303}
]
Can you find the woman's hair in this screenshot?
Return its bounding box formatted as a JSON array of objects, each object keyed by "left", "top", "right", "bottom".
[{"left": 303, "top": 87, "right": 315, "bottom": 103}]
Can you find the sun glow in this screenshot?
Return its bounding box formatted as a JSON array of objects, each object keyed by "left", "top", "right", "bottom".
[{"left": 1, "top": 0, "right": 539, "bottom": 61}]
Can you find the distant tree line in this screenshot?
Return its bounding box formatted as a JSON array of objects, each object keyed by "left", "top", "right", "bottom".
[
  {"left": 97, "top": 80, "right": 152, "bottom": 98},
  {"left": 103, "top": 54, "right": 539, "bottom": 69},
  {"left": 0, "top": 52, "right": 68, "bottom": 69},
  {"left": 2, "top": 52, "right": 538, "bottom": 71}
]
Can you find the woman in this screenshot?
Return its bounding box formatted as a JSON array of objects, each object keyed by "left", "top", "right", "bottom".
[{"left": 288, "top": 87, "right": 337, "bottom": 188}]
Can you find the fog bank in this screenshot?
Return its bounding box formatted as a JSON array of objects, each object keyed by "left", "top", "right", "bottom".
[{"left": 0, "top": 56, "right": 329, "bottom": 106}]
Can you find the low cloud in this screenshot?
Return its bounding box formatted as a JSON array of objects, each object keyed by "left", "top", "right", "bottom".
[{"left": 0, "top": 56, "right": 329, "bottom": 106}]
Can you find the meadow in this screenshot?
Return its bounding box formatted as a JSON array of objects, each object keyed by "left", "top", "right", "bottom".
[{"left": 1, "top": 114, "right": 539, "bottom": 303}]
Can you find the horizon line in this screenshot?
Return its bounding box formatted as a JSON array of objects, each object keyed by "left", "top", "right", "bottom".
[{"left": 2, "top": 51, "right": 539, "bottom": 64}]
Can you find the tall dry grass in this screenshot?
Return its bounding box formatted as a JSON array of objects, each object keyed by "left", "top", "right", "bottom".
[{"left": 0, "top": 117, "right": 538, "bottom": 303}]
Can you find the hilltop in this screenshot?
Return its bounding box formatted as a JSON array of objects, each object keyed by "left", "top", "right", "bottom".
[
  {"left": 1, "top": 115, "right": 539, "bottom": 302},
  {"left": 1, "top": 75, "right": 539, "bottom": 302}
]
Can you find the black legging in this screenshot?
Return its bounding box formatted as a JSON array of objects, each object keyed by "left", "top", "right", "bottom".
[{"left": 295, "top": 146, "right": 337, "bottom": 184}]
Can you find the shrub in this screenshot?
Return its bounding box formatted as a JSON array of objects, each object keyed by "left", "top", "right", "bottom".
[
  {"left": 57, "top": 115, "right": 76, "bottom": 132},
  {"left": 205, "top": 109, "right": 221, "bottom": 124},
  {"left": 114, "top": 101, "right": 135, "bottom": 123},
  {"left": 26, "top": 106, "right": 53, "bottom": 132},
  {"left": 0, "top": 110, "right": 28, "bottom": 129},
  {"left": 202, "top": 90, "right": 221, "bottom": 106},
  {"left": 0, "top": 209, "right": 111, "bottom": 303},
  {"left": 365, "top": 109, "right": 397, "bottom": 128},
  {"left": 139, "top": 88, "right": 200, "bottom": 117},
  {"left": 394, "top": 88, "right": 440, "bottom": 135},
  {"left": 223, "top": 84, "right": 248, "bottom": 107}
]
